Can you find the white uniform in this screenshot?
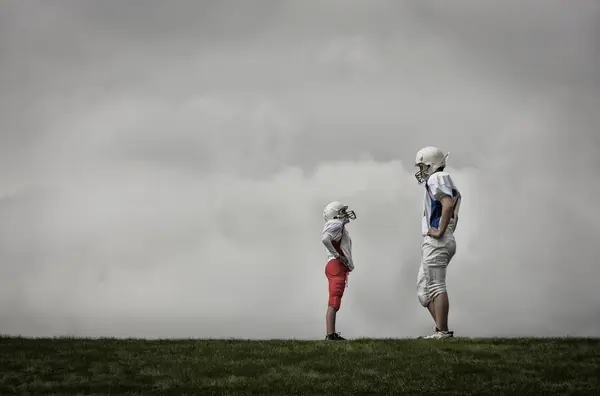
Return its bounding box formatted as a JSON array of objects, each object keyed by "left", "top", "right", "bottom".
[
  {"left": 417, "top": 171, "right": 461, "bottom": 307},
  {"left": 322, "top": 219, "right": 354, "bottom": 271}
]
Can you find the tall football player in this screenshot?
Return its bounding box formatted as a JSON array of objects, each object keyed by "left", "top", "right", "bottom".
[
  {"left": 321, "top": 201, "right": 356, "bottom": 341},
  {"left": 414, "top": 146, "right": 462, "bottom": 339}
]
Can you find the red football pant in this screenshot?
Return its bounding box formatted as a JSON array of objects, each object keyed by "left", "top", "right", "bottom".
[{"left": 325, "top": 258, "right": 349, "bottom": 310}]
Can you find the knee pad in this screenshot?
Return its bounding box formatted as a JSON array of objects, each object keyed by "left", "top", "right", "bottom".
[
  {"left": 417, "top": 292, "right": 430, "bottom": 307},
  {"left": 416, "top": 266, "right": 430, "bottom": 307},
  {"left": 417, "top": 280, "right": 430, "bottom": 307},
  {"left": 328, "top": 295, "right": 342, "bottom": 311}
]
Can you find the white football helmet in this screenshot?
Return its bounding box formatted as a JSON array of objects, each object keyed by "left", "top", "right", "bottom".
[
  {"left": 414, "top": 146, "right": 449, "bottom": 184},
  {"left": 323, "top": 201, "right": 356, "bottom": 222}
]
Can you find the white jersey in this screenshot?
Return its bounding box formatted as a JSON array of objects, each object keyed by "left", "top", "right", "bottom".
[
  {"left": 422, "top": 171, "right": 462, "bottom": 236},
  {"left": 322, "top": 219, "right": 354, "bottom": 270}
]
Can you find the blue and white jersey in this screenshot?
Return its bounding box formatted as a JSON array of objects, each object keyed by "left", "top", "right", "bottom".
[
  {"left": 422, "top": 171, "right": 461, "bottom": 236},
  {"left": 322, "top": 219, "right": 354, "bottom": 270}
]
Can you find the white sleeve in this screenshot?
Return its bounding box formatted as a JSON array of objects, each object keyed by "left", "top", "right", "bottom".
[
  {"left": 427, "top": 173, "right": 456, "bottom": 201},
  {"left": 322, "top": 221, "right": 343, "bottom": 242}
]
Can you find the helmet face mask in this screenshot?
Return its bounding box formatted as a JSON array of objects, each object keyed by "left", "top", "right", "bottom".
[
  {"left": 338, "top": 205, "right": 357, "bottom": 221},
  {"left": 414, "top": 163, "right": 431, "bottom": 184},
  {"left": 324, "top": 202, "right": 356, "bottom": 222}
]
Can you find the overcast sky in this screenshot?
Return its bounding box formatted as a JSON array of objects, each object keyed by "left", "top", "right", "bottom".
[{"left": 1, "top": 0, "right": 599, "bottom": 339}]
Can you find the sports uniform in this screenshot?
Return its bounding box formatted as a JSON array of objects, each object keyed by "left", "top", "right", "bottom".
[
  {"left": 414, "top": 146, "right": 462, "bottom": 339},
  {"left": 321, "top": 201, "right": 356, "bottom": 341},
  {"left": 417, "top": 171, "right": 461, "bottom": 306}
]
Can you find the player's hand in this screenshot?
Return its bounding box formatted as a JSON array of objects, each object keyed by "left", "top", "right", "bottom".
[{"left": 427, "top": 227, "right": 444, "bottom": 239}]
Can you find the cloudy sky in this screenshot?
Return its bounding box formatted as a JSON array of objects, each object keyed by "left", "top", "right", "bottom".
[{"left": 1, "top": 0, "right": 599, "bottom": 339}]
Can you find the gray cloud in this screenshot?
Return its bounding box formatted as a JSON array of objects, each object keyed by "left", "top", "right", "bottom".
[{"left": 0, "top": 0, "right": 599, "bottom": 339}]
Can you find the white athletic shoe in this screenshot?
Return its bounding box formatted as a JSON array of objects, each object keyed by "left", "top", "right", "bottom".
[
  {"left": 424, "top": 330, "right": 453, "bottom": 339},
  {"left": 418, "top": 329, "right": 438, "bottom": 339},
  {"left": 418, "top": 327, "right": 454, "bottom": 339}
]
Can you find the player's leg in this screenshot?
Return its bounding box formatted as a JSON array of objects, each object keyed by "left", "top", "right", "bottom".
[
  {"left": 417, "top": 257, "right": 440, "bottom": 338},
  {"left": 421, "top": 235, "right": 456, "bottom": 339},
  {"left": 427, "top": 302, "right": 436, "bottom": 322},
  {"left": 430, "top": 267, "right": 450, "bottom": 332},
  {"left": 325, "top": 259, "right": 348, "bottom": 340},
  {"left": 434, "top": 234, "right": 456, "bottom": 332}
]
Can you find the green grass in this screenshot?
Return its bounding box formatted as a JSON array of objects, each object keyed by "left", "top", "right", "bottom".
[{"left": 1, "top": 337, "right": 599, "bottom": 395}]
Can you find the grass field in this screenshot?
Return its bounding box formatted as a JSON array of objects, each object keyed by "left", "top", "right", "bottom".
[{"left": 1, "top": 336, "right": 599, "bottom": 395}]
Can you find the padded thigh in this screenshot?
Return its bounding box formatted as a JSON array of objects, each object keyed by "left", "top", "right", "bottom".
[
  {"left": 422, "top": 236, "right": 455, "bottom": 267},
  {"left": 326, "top": 258, "right": 348, "bottom": 310},
  {"left": 325, "top": 258, "right": 348, "bottom": 278}
]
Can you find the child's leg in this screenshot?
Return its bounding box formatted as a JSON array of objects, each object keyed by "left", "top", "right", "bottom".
[
  {"left": 325, "top": 259, "right": 347, "bottom": 334},
  {"left": 326, "top": 306, "right": 337, "bottom": 334},
  {"left": 425, "top": 235, "right": 456, "bottom": 332}
]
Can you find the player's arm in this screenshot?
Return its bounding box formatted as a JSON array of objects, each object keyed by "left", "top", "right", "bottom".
[
  {"left": 435, "top": 195, "right": 454, "bottom": 237},
  {"left": 321, "top": 222, "right": 345, "bottom": 262},
  {"left": 321, "top": 234, "right": 341, "bottom": 258}
]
